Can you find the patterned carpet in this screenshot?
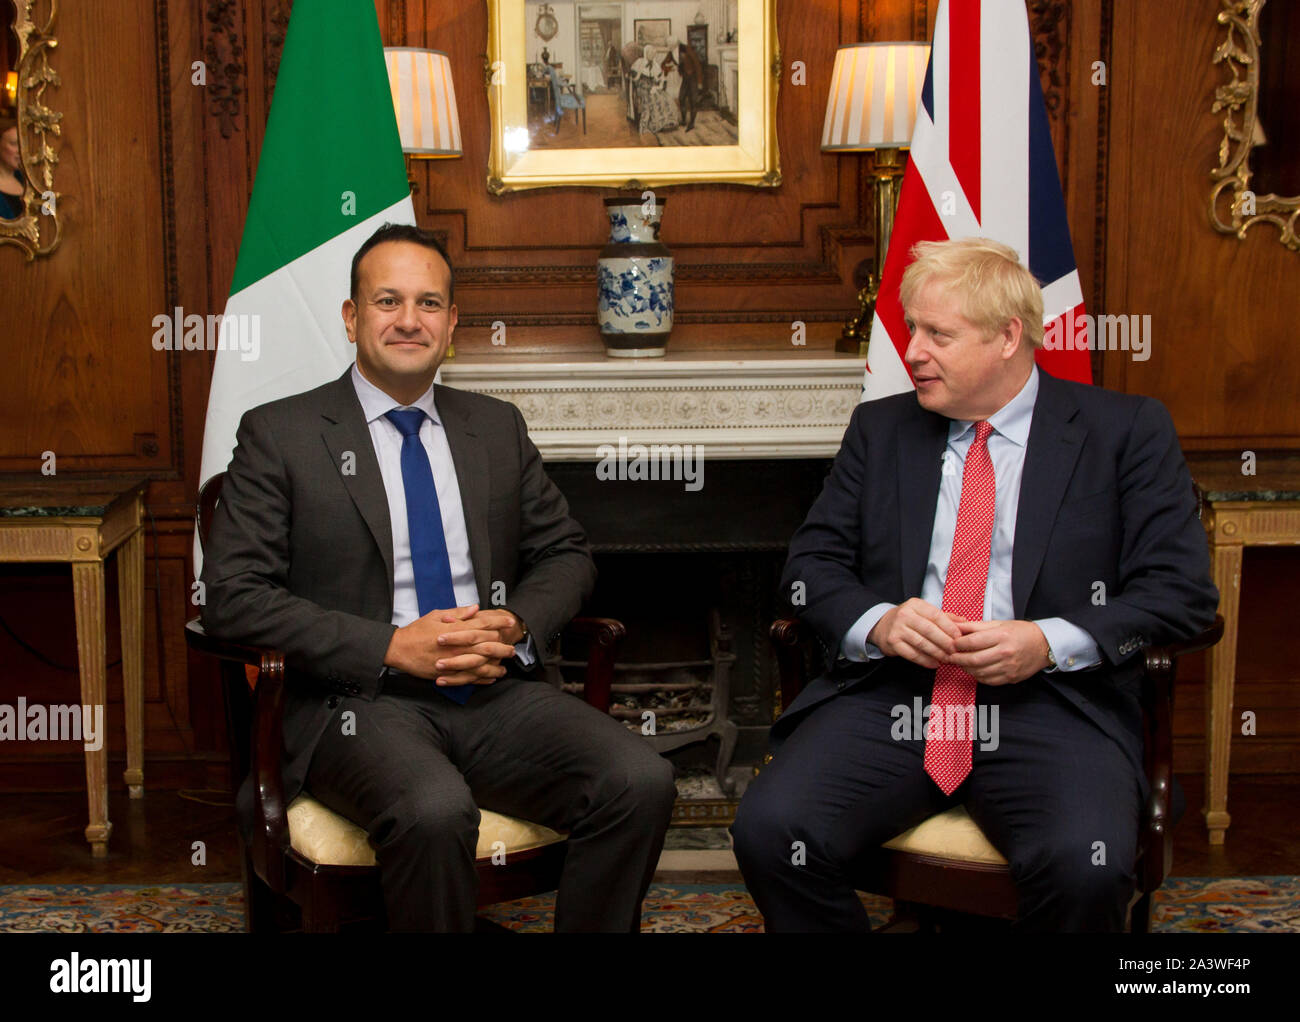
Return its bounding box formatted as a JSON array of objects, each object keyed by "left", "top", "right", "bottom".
[{"left": 1, "top": 877, "right": 1296, "bottom": 932}]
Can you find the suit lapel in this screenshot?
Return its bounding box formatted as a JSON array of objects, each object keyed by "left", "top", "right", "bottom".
[
  {"left": 1011, "top": 372, "right": 1085, "bottom": 618},
  {"left": 320, "top": 370, "right": 395, "bottom": 599},
  {"left": 898, "top": 407, "right": 949, "bottom": 598},
  {"left": 436, "top": 385, "right": 493, "bottom": 605}
]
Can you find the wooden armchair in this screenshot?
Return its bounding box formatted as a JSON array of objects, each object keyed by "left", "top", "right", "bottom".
[
  {"left": 187, "top": 471, "right": 626, "bottom": 932},
  {"left": 767, "top": 614, "right": 1224, "bottom": 933}
]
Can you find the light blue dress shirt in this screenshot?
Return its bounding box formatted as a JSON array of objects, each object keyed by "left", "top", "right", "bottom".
[
  {"left": 352, "top": 363, "right": 536, "bottom": 668},
  {"left": 842, "top": 366, "right": 1101, "bottom": 672}
]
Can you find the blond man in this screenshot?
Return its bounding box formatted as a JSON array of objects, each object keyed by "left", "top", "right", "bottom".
[{"left": 733, "top": 238, "right": 1217, "bottom": 932}]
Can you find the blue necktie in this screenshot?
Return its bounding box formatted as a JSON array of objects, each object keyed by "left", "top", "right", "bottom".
[{"left": 385, "top": 408, "right": 472, "bottom": 704}]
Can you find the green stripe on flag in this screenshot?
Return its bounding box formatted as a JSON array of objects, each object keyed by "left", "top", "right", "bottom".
[{"left": 229, "top": 0, "right": 410, "bottom": 296}]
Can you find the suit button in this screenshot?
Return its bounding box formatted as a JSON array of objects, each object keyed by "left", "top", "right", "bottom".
[
  {"left": 327, "top": 695, "right": 340, "bottom": 709},
  {"left": 836, "top": 680, "right": 845, "bottom": 690}
]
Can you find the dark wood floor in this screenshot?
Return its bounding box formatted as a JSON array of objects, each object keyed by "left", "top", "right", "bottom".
[{"left": 0, "top": 774, "right": 1296, "bottom": 884}]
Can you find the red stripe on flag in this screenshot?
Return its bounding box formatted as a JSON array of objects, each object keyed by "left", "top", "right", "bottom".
[
  {"left": 948, "top": 0, "right": 981, "bottom": 224},
  {"left": 1036, "top": 301, "right": 1093, "bottom": 383},
  {"left": 871, "top": 157, "right": 950, "bottom": 381}
]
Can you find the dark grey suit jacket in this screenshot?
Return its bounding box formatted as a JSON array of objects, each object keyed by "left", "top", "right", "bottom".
[
  {"left": 199, "top": 366, "right": 596, "bottom": 834},
  {"left": 775, "top": 371, "right": 1220, "bottom": 784}
]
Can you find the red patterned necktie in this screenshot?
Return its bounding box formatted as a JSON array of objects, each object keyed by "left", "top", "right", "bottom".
[{"left": 924, "top": 420, "right": 996, "bottom": 795}]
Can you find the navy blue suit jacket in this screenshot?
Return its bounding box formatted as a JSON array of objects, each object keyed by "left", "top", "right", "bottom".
[{"left": 775, "top": 370, "right": 1219, "bottom": 780}]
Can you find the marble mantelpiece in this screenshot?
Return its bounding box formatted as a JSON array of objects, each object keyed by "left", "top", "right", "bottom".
[{"left": 438, "top": 349, "right": 866, "bottom": 461}]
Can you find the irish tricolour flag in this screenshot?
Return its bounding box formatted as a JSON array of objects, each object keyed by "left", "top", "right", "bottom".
[{"left": 195, "top": 0, "right": 413, "bottom": 573}]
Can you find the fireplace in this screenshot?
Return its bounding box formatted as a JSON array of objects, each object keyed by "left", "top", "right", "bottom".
[{"left": 441, "top": 350, "right": 863, "bottom": 812}]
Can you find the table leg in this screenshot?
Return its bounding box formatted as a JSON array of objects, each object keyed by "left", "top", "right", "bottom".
[
  {"left": 117, "top": 526, "right": 145, "bottom": 798},
  {"left": 72, "top": 560, "right": 112, "bottom": 857},
  {"left": 1203, "top": 539, "right": 1242, "bottom": 845}
]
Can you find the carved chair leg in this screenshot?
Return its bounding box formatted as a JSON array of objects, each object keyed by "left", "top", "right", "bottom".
[{"left": 240, "top": 845, "right": 282, "bottom": 934}]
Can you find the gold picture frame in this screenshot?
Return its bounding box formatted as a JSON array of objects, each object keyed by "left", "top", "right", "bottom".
[
  {"left": 1, "top": 0, "right": 62, "bottom": 259},
  {"left": 485, "top": 0, "right": 780, "bottom": 193},
  {"left": 1209, "top": 0, "right": 1298, "bottom": 253}
]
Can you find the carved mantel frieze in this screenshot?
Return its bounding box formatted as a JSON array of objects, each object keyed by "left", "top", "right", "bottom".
[{"left": 439, "top": 351, "right": 866, "bottom": 461}]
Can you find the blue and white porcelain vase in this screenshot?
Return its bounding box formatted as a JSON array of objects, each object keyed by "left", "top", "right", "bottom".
[{"left": 597, "top": 197, "right": 674, "bottom": 357}]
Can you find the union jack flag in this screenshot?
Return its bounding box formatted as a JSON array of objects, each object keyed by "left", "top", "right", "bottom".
[{"left": 864, "top": 0, "right": 1092, "bottom": 400}]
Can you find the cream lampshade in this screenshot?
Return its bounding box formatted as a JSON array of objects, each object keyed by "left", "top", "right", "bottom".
[
  {"left": 821, "top": 41, "right": 930, "bottom": 151},
  {"left": 383, "top": 47, "right": 462, "bottom": 157}
]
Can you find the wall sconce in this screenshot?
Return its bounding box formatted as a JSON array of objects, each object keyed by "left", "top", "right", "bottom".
[
  {"left": 383, "top": 47, "right": 463, "bottom": 195},
  {"left": 822, "top": 42, "right": 929, "bottom": 355}
]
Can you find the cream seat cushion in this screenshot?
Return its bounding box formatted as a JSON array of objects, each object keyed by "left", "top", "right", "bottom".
[
  {"left": 286, "top": 793, "right": 566, "bottom": 867},
  {"left": 881, "top": 805, "right": 1008, "bottom": 866}
]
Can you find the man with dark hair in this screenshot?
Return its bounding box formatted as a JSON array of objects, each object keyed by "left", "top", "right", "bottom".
[
  {"left": 200, "top": 223, "right": 676, "bottom": 931},
  {"left": 349, "top": 222, "right": 454, "bottom": 303}
]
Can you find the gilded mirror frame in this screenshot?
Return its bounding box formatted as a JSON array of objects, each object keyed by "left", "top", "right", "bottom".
[
  {"left": 485, "top": 0, "right": 780, "bottom": 193},
  {"left": 1, "top": 0, "right": 61, "bottom": 258},
  {"left": 1210, "top": 0, "right": 1298, "bottom": 252}
]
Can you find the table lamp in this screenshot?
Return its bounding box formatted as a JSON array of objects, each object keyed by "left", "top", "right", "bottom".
[
  {"left": 383, "top": 47, "right": 463, "bottom": 195},
  {"left": 822, "top": 42, "right": 929, "bottom": 356}
]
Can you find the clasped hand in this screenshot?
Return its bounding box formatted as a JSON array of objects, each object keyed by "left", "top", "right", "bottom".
[
  {"left": 866, "top": 597, "right": 1051, "bottom": 686},
  {"left": 384, "top": 603, "right": 524, "bottom": 688}
]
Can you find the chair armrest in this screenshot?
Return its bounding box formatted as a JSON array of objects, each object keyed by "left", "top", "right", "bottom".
[
  {"left": 184, "top": 616, "right": 281, "bottom": 669},
  {"left": 1145, "top": 616, "right": 1224, "bottom": 666},
  {"left": 562, "top": 616, "right": 626, "bottom": 712},
  {"left": 184, "top": 618, "right": 289, "bottom": 892},
  {"left": 769, "top": 618, "right": 817, "bottom": 715},
  {"left": 1139, "top": 615, "right": 1225, "bottom": 891}
]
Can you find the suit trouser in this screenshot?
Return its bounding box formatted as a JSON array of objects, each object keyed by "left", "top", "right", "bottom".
[
  {"left": 303, "top": 674, "right": 677, "bottom": 932},
  {"left": 731, "top": 665, "right": 1143, "bottom": 932}
]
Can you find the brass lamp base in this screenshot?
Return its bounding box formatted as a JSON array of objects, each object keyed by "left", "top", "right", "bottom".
[
  {"left": 836, "top": 273, "right": 878, "bottom": 358},
  {"left": 836, "top": 146, "right": 907, "bottom": 359}
]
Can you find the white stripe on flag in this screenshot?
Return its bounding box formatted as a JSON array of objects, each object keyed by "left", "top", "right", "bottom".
[
  {"left": 978, "top": 1, "right": 1031, "bottom": 261},
  {"left": 930, "top": 4, "right": 952, "bottom": 168},
  {"left": 1040, "top": 270, "right": 1086, "bottom": 324},
  {"left": 908, "top": 106, "right": 982, "bottom": 239},
  {"left": 195, "top": 195, "right": 417, "bottom": 576}
]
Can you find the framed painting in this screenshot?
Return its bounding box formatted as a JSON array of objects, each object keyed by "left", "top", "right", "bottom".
[
  {"left": 633, "top": 18, "right": 671, "bottom": 48},
  {"left": 486, "top": 0, "right": 780, "bottom": 192}
]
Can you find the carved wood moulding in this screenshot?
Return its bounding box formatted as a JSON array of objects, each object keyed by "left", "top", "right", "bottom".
[
  {"left": 264, "top": 0, "right": 293, "bottom": 104},
  {"left": 204, "top": 0, "right": 244, "bottom": 139}
]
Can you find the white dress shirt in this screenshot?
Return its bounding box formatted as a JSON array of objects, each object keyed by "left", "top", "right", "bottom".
[
  {"left": 841, "top": 366, "right": 1101, "bottom": 671},
  {"left": 351, "top": 362, "right": 535, "bottom": 666}
]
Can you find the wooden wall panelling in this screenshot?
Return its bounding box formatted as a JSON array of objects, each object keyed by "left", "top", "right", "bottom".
[
  {"left": 0, "top": 0, "right": 225, "bottom": 792},
  {"left": 1102, "top": 0, "right": 1299, "bottom": 448},
  {"left": 1, "top": 1, "right": 171, "bottom": 475},
  {"left": 376, "top": 0, "right": 876, "bottom": 353}
]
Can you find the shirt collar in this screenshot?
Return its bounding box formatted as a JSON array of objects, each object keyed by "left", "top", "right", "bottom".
[
  {"left": 351, "top": 361, "right": 440, "bottom": 426},
  {"left": 947, "top": 364, "right": 1038, "bottom": 448}
]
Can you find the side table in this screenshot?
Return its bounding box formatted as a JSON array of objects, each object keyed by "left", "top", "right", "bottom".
[
  {"left": 0, "top": 477, "right": 148, "bottom": 857},
  {"left": 1195, "top": 473, "right": 1300, "bottom": 845}
]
